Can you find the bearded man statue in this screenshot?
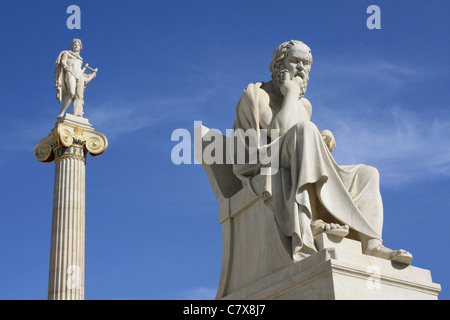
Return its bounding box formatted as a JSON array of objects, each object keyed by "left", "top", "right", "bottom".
[{"left": 232, "top": 40, "right": 412, "bottom": 264}]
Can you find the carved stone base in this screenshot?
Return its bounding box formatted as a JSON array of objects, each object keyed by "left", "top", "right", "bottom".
[
  {"left": 219, "top": 234, "right": 441, "bottom": 300},
  {"left": 57, "top": 113, "right": 93, "bottom": 130}
]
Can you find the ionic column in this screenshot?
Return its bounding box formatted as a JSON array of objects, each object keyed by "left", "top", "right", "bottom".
[{"left": 35, "top": 114, "right": 107, "bottom": 300}]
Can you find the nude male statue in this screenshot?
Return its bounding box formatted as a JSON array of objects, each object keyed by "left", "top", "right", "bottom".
[
  {"left": 232, "top": 40, "right": 412, "bottom": 264},
  {"left": 55, "top": 39, "right": 97, "bottom": 119}
]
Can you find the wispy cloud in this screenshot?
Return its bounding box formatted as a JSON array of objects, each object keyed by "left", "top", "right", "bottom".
[
  {"left": 317, "top": 53, "right": 438, "bottom": 76},
  {"left": 87, "top": 88, "right": 219, "bottom": 139},
  {"left": 309, "top": 56, "right": 450, "bottom": 187},
  {"left": 178, "top": 286, "right": 216, "bottom": 300},
  {"left": 329, "top": 60, "right": 424, "bottom": 87},
  {"left": 0, "top": 86, "right": 219, "bottom": 160},
  {"left": 329, "top": 107, "right": 450, "bottom": 187},
  {"left": 0, "top": 117, "right": 55, "bottom": 153}
]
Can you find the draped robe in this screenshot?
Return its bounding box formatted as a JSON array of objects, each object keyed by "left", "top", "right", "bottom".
[{"left": 232, "top": 82, "right": 383, "bottom": 259}]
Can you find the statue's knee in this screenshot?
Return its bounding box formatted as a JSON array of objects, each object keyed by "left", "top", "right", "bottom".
[
  {"left": 293, "top": 121, "right": 318, "bottom": 135},
  {"left": 362, "top": 165, "right": 380, "bottom": 182}
]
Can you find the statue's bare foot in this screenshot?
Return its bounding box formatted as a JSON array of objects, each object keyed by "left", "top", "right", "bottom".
[
  {"left": 364, "top": 243, "right": 413, "bottom": 265},
  {"left": 311, "top": 219, "right": 349, "bottom": 238}
]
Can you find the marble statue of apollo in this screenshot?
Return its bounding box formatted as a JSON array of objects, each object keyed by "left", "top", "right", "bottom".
[{"left": 55, "top": 39, "right": 97, "bottom": 119}]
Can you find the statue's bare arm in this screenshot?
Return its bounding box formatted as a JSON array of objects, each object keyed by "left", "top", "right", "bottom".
[
  {"left": 60, "top": 52, "right": 69, "bottom": 72},
  {"left": 270, "top": 72, "right": 304, "bottom": 136},
  {"left": 258, "top": 75, "right": 313, "bottom": 137}
]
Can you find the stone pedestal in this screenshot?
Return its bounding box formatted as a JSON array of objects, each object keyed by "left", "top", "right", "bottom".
[
  {"left": 220, "top": 233, "right": 441, "bottom": 300},
  {"left": 35, "top": 114, "right": 107, "bottom": 300}
]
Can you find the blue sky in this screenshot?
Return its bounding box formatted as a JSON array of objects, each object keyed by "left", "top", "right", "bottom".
[{"left": 0, "top": 0, "right": 449, "bottom": 300}]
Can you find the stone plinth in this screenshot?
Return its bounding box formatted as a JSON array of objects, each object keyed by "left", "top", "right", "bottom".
[
  {"left": 35, "top": 114, "right": 107, "bottom": 300},
  {"left": 220, "top": 233, "right": 441, "bottom": 300},
  {"left": 216, "top": 189, "right": 441, "bottom": 300}
]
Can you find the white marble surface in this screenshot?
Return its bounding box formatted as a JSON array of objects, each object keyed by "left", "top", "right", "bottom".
[{"left": 55, "top": 39, "right": 97, "bottom": 119}]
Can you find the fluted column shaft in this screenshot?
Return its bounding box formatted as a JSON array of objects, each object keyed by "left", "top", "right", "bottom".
[
  {"left": 35, "top": 115, "right": 108, "bottom": 300},
  {"left": 48, "top": 144, "right": 86, "bottom": 300}
]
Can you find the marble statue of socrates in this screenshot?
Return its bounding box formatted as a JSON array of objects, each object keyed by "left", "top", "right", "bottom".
[
  {"left": 232, "top": 40, "right": 413, "bottom": 264},
  {"left": 55, "top": 39, "right": 97, "bottom": 119}
]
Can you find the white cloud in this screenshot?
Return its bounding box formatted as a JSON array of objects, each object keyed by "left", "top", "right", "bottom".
[
  {"left": 314, "top": 54, "right": 436, "bottom": 85},
  {"left": 307, "top": 56, "right": 450, "bottom": 187},
  {"left": 0, "top": 86, "right": 219, "bottom": 160},
  {"left": 329, "top": 107, "right": 450, "bottom": 187},
  {"left": 0, "top": 117, "right": 55, "bottom": 153},
  {"left": 179, "top": 286, "right": 217, "bottom": 300},
  {"left": 87, "top": 88, "right": 219, "bottom": 139}
]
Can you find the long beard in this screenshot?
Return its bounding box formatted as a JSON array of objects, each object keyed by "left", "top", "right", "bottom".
[
  {"left": 276, "top": 70, "right": 309, "bottom": 98},
  {"left": 295, "top": 74, "right": 309, "bottom": 98}
]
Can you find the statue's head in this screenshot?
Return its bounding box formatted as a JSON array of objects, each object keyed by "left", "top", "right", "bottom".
[
  {"left": 269, "top": 40, "right": 313, "bottom": 96},
  {"left": 70, "top": 39, "right": 83, "bottom": 52}
]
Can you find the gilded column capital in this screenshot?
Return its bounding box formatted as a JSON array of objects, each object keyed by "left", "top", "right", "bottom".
[{"left": 34, "top": 118, "right": 108, "bottom": 163}]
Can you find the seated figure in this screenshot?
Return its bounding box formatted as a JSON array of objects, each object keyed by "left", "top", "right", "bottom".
[{"left": 231, "top": 40, "right": 412, "bottom": 264}]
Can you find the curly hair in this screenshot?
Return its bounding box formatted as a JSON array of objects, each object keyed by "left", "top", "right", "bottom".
[
  {"left": 70, "top": 39, "right": 83, "bottom": 51},
  {"left": 269, "top": 40, "right": 312, "bottom": 80}
]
